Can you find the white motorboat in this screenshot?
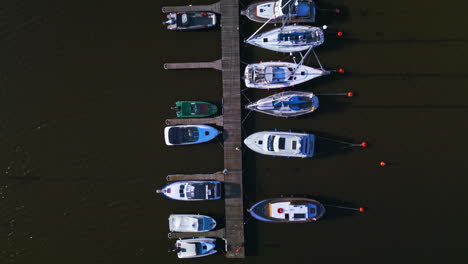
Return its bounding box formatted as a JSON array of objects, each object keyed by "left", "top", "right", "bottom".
[
  {"left": 245, "top": 25, "right": 324, "bottom": 53},
  {"left": 172, "top": 238, "right": 217, "bottom": 258},
  {"left": 164, "top": 125, "right": 220, "bottom": 146},
  {"left": 169, "top": 214, "right": 217, "bottom": 232},
  {"left": 156, "top": 181, "right": 222, "bottom": 201},
  {"left": 244, "top": 131, "right": 315, "bottom": 158},
  {"left": 244, "top": 61, "right": 328, "bottom": 89},
  {"left": 246, "top": 91, "right": 319, "bottom": 117}
]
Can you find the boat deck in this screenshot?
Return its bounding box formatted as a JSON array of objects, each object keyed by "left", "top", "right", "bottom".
[{"left": 162, "top": 0, "right": 244, "bottom": 258}]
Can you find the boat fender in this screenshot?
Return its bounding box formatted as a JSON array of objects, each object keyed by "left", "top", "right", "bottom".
[{"left": 277, "top": 208, "right": 284, "bottom": 213}]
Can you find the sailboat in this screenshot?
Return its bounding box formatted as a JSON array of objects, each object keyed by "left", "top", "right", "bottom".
[
  {"left": 246, "top": 91, "right": 319, "bottom": 117},
  {"left": 241, "top": 0, "right": 316, "bottom": 24},
  {"left": 244, "top": 61, "right": 328, "bottom": 89},
  {"left": 245, "top": 25, "right": 325, "bottom": 53}
]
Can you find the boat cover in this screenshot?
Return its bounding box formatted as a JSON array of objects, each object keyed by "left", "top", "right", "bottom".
[
  {"left": 170, "top": 216, "right": 199, "bottom": 232},
  {"left": 178, "top": 242, "right": 200, "bottom": 258},
  {"left": 297, "top": 2, "right": 311, "bottom": 16},
  {"left": 168, "top": 127, "right": 199, "bottom": 144}
]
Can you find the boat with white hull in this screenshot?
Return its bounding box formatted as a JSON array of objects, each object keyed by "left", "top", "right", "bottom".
[
  {"left": 244, "top": 61, "right": 328, "bottom": 89},
  {"left": 246, "top": 91, "right": 319, "bottom": 117},
  {"left": 244, "top": 131, "right": 315, "bottom": 158},
  {"left": 156, "top": 181, "right": 222, "bottom": 201},
  {"left": 172, "top": 238, "right": 217, "bottom": 258},
  {"left": 245, "top": 25, "right": 324, "bottom": 53},
  {"left": 164, "top": 125, "right": 220, "bottom": 146},
  {"left": 169, "top": 214, "right": 217, "bottom": 232},
  {"left": 249, "top": 197, "right": 326, "bottom": 223},
  {"left": 241, "top": 0, "right": 316, "bottom": 24}
]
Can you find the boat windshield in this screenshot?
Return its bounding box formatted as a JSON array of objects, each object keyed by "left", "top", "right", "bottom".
[
  {"left": 168, "top": 127, "right": 199, "bottom": 144},
  {"left": 267, "top": 136, "right": 275, "bottom": 151},
  {"left": 186, "top": 183, "right": 206, "bottom": 199}
]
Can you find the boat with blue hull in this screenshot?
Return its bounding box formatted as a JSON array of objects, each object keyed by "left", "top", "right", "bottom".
[
  {"left": 246, "top": 91, "right": 319, "bottom": 117},
  {"left": 245, "top": 25, "right": 325, "bottom": 53},
  {"left": 172, "top": 238, "right": 217, "bottom": 258},
  {"left": 169, "top": 214, "right": 217, "bottom": 232},
  {"left": 156, "top": 181, "right": 222, "bottom": 201},
  {"left": 249, "top": 197, "right": 325, "bottom": 223},
  {"left": 241, "top": 0, "right": 316, "bottom": 24},
  {"left": 244, "top": 131, "right": 315, "bottom": 158},
  {"left": 164, "top": 125, "right": 220, "bottom": 146}
]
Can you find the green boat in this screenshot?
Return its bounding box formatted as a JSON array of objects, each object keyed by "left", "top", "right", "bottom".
[{"left": 174, "top": 101, "right": 218, "bottom": 118}]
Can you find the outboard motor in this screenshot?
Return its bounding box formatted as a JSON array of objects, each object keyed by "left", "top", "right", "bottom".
[{"left": 163, "top": 18, "right": 175, "bottom": 25}]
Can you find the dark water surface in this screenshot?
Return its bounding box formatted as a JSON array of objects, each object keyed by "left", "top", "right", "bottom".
[{"left": 1, "top": 0, "right": 468, "bottom": 263}]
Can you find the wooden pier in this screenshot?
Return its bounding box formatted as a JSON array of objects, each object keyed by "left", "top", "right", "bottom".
[
  {"left": 162, "top": 0, "right": 244, "bottom": 258},
  {"left": 163, "top": 59, "right": 222, "bottom": 71},
  {"left": 166, "top": 171, "right": 225, "bottom": 182},
  {"left": 165, "top": 115, "right": 223, "bottom": 126},
  {"left": 161, "top": 2, "right": 221, "bottom": 14}
]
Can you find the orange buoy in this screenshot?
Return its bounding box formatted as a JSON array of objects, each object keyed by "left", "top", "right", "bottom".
[
  {"left": 347, "top": 92, "right": 354, "bottom": 97},
  {"left": 360, "top": 142, "right": 368, "bottom": 147},
  {"left": 379, "top": 161, "right": 386, "bottom": 167},
  {"left": 337, "top": 31, "right": 343, "bottom": 37},
  {"left": 338, "top": 68, "right": 345, "bottom": 74},
  {"left": 359, "top": 207, "right": 365, "bottom": 213},
  {"left": 335, "top": 8, "right": 341, "bottom": 14}
]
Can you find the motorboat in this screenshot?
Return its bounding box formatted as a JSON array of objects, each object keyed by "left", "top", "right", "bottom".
[
  {"left": 172, "top": 238, "right": 217, "bottom": 258},
  {"left": 173, "top": 101, "right": 218, "bottom": 118},
  {"left": 244, "top": 61, "right": 329, "bottom": 89},
  {"left": 241, "top": 0, "right": 316, "bottom": 24},
  {"left": 244, "top": 130, "right": 315, "bottom": 158},
  {"left": 245, "top": 25, "right": 324, "bottom": 53},
  {"left": 169, "top": 214, "right": 217, "bottom": 232},
  {"left": 156, "top": 181, "right": 222, "bottom": 201},
  {"left": 164, "top": 125, "right": 220, "bottom": 146},
  {"left": 246, "top": 91, "right": 319, "bottom": 117},
  {"left": 249, "top": 197, "right": 325, "bottom": 223},
  {"left": 163, "top": 12, "right": 217, "bottom": 30}
]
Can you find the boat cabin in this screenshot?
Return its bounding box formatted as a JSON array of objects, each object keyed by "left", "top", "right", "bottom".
[
  {"left": 264, "top": 134, "right": 304, "bottom": 154},
  {"left": 268, "top": 201, "right": 318, "bottom": 221}
]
